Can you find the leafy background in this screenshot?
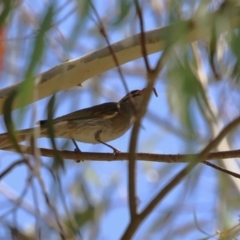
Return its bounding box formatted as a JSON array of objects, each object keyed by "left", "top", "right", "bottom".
[{"left": 0, "top": 0, "right": 240, "bottom": 239}]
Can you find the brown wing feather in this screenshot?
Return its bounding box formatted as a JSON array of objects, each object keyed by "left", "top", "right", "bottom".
[{"left": 39, "top": 102, "right": 119, "bottom": 126}]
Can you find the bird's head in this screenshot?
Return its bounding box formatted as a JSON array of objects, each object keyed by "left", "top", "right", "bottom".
[{"left": 120, "top": 88, "right": 158, "bottom": 112}]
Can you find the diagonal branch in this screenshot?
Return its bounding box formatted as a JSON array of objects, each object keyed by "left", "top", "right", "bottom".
[
  {"left": 89, "top": 1, "right": 129, "bottom": 93},
  {"left": 203, "top": 160, "right": 240, "bottom": 178},
  {"left": 121, "top": 116, "right": 240, "bottom": 239}
]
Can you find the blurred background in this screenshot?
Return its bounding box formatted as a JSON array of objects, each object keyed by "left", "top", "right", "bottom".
[{"left": 0, "top": 0, "right": 240, "bottom": 239}]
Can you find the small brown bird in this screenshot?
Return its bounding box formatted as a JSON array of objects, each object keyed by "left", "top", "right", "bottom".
[{"left": 0, "top": 88, "right": 157, "bottom": 152}]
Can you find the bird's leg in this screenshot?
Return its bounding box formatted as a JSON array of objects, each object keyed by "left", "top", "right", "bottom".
[
  {"left": 95, "top": 130, "right": 120, "bottom": 153},
  {"left": 71, "top": 138, "right": 83, "bottom": 163}
]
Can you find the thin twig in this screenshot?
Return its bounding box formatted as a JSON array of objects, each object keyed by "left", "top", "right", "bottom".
[
  {"left": 0, "top": 160, "right": 25, "bottom": 179},
  {"left": 0, "top": 175, "right": 33, "bottom": 220},
  {"left": 31, "top": 174, "right": 42, "bottom": 240},
  {"left": 56, "top": 175, "right": 82, "bottom": 238},
  {"left": 0, "top": 182, "right": 61, "bottom": 232},
  {"left": 128, "top": 0, "right": 177, "bottom": 219},
  {"left": 128, "top": 0, "right": 158, "bottom": 220},
  {"left": 34, "top": 169, "right": 68, "bottom": 238},
  {"left": 134, "top": 0, "right": 150, "bottom": 71},
  {"left": 89, "top": 0, "right": 129, "bottom": 93},
  {"left": 203, "top": 160, "right": 240, "bottom": 178}
]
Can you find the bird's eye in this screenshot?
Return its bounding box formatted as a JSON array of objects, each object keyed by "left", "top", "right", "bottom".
[
  {"left": 120, "top": 90, "right": 141, "bottom": 102},
  {"left": 130, "top": 90, "right": 139, "bottom": 94},
  {"left": 131, "top": 90, "right": 142, "bottom": 98}
]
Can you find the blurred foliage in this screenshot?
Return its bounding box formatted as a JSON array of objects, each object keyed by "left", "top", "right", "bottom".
[
  {"left": 1, "top": 0, "right": 240, "bottom": 239},
  {"left": 112, "top": 0, "right": 133, "bottom": 26},
  {"left": 167, "top": 52, "right": 214, "bottom": 140},
  {"left": 0, "top": 0, "right": 13, "bottom": 27},
  {"left": 230, "top": 28, "right": 240, "bottom": 81},
  {"left": 18, "top": 4, "right": 54, "bottom": 109}
]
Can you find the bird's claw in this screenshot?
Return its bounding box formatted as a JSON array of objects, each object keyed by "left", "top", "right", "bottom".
[
  {"left": 113, "top": 149, "right": 121, "bottom": 154},
  {"left": 74, "top": 147, "right": 83, "bottom": 163}
]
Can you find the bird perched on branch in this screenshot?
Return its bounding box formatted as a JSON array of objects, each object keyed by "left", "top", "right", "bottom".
[{"left": 0, "top": 88, "right": 158, "bottom": 152}]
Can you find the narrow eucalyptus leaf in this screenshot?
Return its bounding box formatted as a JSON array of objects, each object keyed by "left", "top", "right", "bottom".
[
  {"left": 3, "top": 90, "right": 23, "bottom": 154},
  {"left": 167, "top": 55, "right": 215, "bottom": 139},
  {"left": 0, "top": 0, "right": 12, "bottom": 26},
  {"left": 46, "top": 95, "right": 64, "bottom": 170},
  {"left": 113, "top": 0, "right": 132, "bottom": 25},
  {"left": 209, "top": 24, "right": 220, "bottom": 80},
  {"left": 230, "top": 29, "right": 240, "bottom": 81}
]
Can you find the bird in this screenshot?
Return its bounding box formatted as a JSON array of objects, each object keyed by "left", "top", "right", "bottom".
[{"left": 0, "top": 88, "right": 158, "bottom": 152}]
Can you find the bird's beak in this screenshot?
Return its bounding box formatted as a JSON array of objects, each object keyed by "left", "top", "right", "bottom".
[
  {"left": 142, "top": 87, "right": 158, "bottom": 97},
  {"left": 153, "top": 87, "right": 158, "bottom": 97}
]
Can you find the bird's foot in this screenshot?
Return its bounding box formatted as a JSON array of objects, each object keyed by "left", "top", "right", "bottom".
[
  {"left": 71, "top": 138, "right": 83, "bottom": 163},
  {"left": 113, "top": 148, "right": 121, "bottom": 154},
  {"left": 74, "top": 148, "right": 82, "bottom": 163}
]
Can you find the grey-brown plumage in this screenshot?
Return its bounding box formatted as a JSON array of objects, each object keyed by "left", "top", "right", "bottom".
[{"left": 0, "top": 88, "right": 157, "bottom": 151}]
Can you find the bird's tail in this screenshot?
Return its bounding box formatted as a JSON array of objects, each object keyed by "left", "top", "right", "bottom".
[{"left": 0, "top": 128, "right": 35, "bottom": 149}]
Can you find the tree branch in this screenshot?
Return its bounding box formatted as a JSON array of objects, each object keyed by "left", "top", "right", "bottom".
[
  {"left": 2, "top": 145, "right": 240, "bottom": 163},
  {"left": 0, "top": 5, "right": 239, "bottom": 113}
]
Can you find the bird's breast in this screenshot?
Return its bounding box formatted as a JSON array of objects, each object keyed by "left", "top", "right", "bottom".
[{"left": 48, "top": 118, "right": 132, "bottom": 143}]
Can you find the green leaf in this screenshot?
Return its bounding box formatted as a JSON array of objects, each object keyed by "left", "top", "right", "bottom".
[
  {"left": 73, "top": 207, "right": 95, "bottom": 228},
  {"left": 209, "top": 23, "right": 220, "bottom": 79},
  {"left": 0, "top": 0, "right": 12, "bottom": 27},
  {"left": 113, "top": 0, "right": 132, "bottom": 25},
  {"left": 167, "top": 54, "right": 215, "bottom": 139},
  {"left": 3, "top": 89, "right": 23, "bottom": 154},
  {"left": 46, "top": 95, "right": 64, "bottom": 170},
  {"left": 230, "top": 28, "right": 240, "bottom": 81},
  {"left": 78, "top": 0, "right": 91, "bottom": 19}
]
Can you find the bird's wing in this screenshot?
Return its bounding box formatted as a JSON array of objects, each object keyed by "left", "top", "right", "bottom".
[{"left": 39, "top": 102, "right": 120, "bottom": 126}]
